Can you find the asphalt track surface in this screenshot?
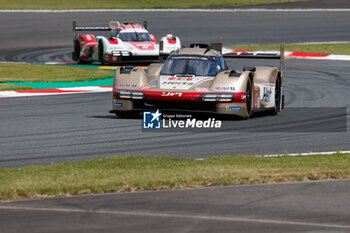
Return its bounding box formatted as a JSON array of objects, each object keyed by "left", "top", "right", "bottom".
[
  {"left": 1, "top": 9, "right": 350, "bottom": 61},
  {"left": 0, "top": 10, "right": 350, "bottom": 167},
  {"left": 0, "top": 58, "right": 350, "bottom": 168},
  {"left": 1, "top": 179, "right": 350, "bottom": 233}
]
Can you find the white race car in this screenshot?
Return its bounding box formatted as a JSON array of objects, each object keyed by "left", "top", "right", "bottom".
[{"left": 72, "top": 21, "right": 181, "bottom": 64}]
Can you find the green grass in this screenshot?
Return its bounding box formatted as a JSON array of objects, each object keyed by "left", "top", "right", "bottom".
[
  {"left": 0, "top": 0, "right": 307, "bottom": 9},
  {"left": 0, "top": 63, "right": 114, "bottom": 91},
  {"left": 0, "top": 64, "right": 113, "bottom": 82},
  {"left": 1, "top": 153, "right": 349, "bottom": 200},
  {"left": 229, "top": 43, "right": 350, "bottom": 55},
  {"left": 0, "top": 84, "right": 32, "bottom": 91}
]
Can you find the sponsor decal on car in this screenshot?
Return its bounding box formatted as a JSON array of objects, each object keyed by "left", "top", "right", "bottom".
[
  {"left": 262, "top": 86, "right": 273, "bottom": 102},
  {"left": 161, "top": 81, "right": 196, "bottom": 90},
  {"left": 159, "top": 76, "right": 213, "bottom": 90},
  {"left": 119, "top": 84, "right": 137, "bottom": 88},
  {"left": 161, "top": 92, "right": 183, "bottom": 97},
  {"left": 161, "top": 81, "right": 195, "bottom": 86},
  {"left": 168, "top": 77, "right": 193, "bottom": 81},
  {"left": 255, "top": 83, "right": 275, "bottom": 108},
  {"left": 172, "top": 56, "right": 208, "bottom": 61},
  {"left": 140, "top": 85, "right": 155, "bottom": 90},
  {"left": 226, "top": 106, "right": 242, "bottom": 111},
  {"left": 129, "top": 42, "right": 155, "bottom": 50},
  {"left": 110, "top": 46, "right": 124, "bottom": 50},
  {"left": 195, "top": 87, "right": 209, "bottom": 92},
  {"left": 215, "top": 86, "right": 235, "bottom": 91},
  {"left": 114, "top": 102, "right": 123, "bottom": 108}
]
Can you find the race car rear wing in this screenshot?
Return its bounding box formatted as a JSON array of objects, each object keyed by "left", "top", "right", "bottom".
[
  {"left": 220, "top": 43, "right": 285, "bottom": 81},
  {"left": 72, "top": 21, "right": 110, "bottom": 38},
  {"left": 72, "top": 21, "right": 148, "bottom": 38}
]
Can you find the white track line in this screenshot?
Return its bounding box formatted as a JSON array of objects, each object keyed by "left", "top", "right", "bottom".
[
  {"left": 1, "top": 9, "right": 350, "bottom": 13},
  {"left": 194, "top": 150, "right": 350, "bottom": 161},
  {"left": 292, "top": 41, "right": 350, "bottom": 45},
  {"left": 262, "top": 150, "right": 350, "bottom": 157},
  {"left": 0, "top": 205, "right": 349, "bottom": 229}
]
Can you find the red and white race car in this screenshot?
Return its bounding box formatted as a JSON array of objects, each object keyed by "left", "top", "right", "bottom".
[{"left": 72, "top": 21, "right": 181, "bottom": 64}]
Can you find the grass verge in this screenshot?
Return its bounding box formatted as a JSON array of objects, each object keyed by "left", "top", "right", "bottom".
[
  {"left": 0, "top": 0, "right": 306, "bottom": 9},
  {"left": 1, "top": 153, "right": 349, "bottom": 201},
  {"left": 0, "top": 84, "right": 32, "bottom": 91},
  {"left": 0, "top": 63, "right": 114, "bottom": 91},
  {"left": 0, "top": 63, "right": 114, "bottom": 82},
  {"left": 229, "top": 43, "right": 350, "bottom": 55}
]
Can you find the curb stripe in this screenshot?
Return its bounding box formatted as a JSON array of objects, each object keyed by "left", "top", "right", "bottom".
[
  {"left": 288, "top": 52, "right": 329, "bottom": 58},
  {"left": 15, "top": 89, "right": 91, "bottom": 93},
  {"left": 229, "top": 49, "right": 350, "bottom": 61},
  {"left": 0, "top": 86, "right": 112, "bottom": 98}
]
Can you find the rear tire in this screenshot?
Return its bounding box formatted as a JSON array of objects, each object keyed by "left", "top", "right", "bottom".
[
  {"left": 73, "top": 39, "right": 80, "bottom": 61},
  {"left": 98, "top": 40, "right": 105, "bottom": 65}
]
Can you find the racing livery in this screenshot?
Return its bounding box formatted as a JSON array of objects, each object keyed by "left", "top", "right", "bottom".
[
  {"left": 110, "top": 43, "right": 285, "bottom": 118},
  {"left": 72, "top": 21, "right": 181, "bottom": 64}
]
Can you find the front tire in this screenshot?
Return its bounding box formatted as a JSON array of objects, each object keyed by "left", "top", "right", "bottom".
[
  {"left": 270, "top": 75, "right": 281, "bottom": 115},
  {"left": 244, "top": 77, "right": 253, "bottom": 119}
]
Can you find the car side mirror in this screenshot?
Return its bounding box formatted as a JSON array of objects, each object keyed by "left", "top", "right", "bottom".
[{"left": 150, "top": 34, "right": 157, "bottom": 43}]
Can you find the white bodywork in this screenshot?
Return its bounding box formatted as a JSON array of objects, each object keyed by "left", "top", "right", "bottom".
[
  {"left": 159, "top": 75, "right": 214, "bottom": 90},
  {"left": 94, "top": 29, "right": 181, "bottom": 59},
  {"left": 255, "top": 83, "right": 276, "bottom": 108},
  {"left": 74, "top": 21, "right": 181, "bottom": 63}
]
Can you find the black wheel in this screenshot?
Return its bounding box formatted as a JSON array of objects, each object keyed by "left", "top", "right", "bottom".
[
  {"left": 98, "top": 41, "right": 105, "bottom": 65},
  {"left": 270, "top": 75, "right": 281, "bottom": 115},
  {"left": 245, "top": 77, "right": 253, "bottom": 119},
  {"left": 73, "top": 39, "right": 91, "bottom": 64},
  {"left": 73, "top": 39, "right": 80, "bottom": 61}
]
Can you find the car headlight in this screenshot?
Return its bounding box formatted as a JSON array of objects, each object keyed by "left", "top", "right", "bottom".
[
  {"left": 116, "top": 90, "right": 145, "bottom": 99},
  {"left": 199, "top": 93, "right": 234, "bottom": 102}
]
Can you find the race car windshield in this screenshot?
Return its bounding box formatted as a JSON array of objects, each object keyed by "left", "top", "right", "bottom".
[
  {"left": 118, "top": 32, "right": 151, "bottom": 42},
  {"left": 160, "top": 57, "right": 221, "bottom": 76}
]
